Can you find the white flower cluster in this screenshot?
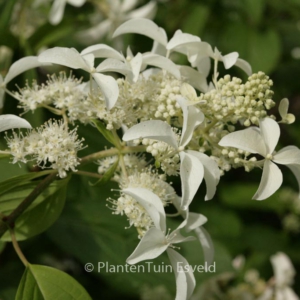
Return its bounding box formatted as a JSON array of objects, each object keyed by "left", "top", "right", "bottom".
[
  {"left": 6, "top": 120, "right": 84, "bottom": 178},
  {"left": 1, "top": 17, "right": 300, "bottom": 300}
]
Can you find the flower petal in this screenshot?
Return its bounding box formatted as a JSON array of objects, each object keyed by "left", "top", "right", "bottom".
[
  {"left": 127, "top": 0, "right": 157, "bottom": 19},
  {"left": 178, "top": 65, "right": 208, "bottom": 92},
  {"left": 68, "top": 0, "right": 85, "bottom": 5},
  {"left": 221, "top": 52, "right": 239, "bottom": 69},
  {"left": 235, "top": 58, "right": 252, "bottom": 75},
  {"left": 279, "top": 98, "right": 295, "bottom": 124},
  {"left": 286, "top": 164, "right": 300, "bottom": 197},
  {"left": 194, "top": 227, "right": 214, "bottom": 266},
  {"left": 271, "top": 252, "right": 296, "bottom": 287},
  {"left": 0, "top": 115, "right": 32, "bottom": 132},
  {"left": 273, "top": 146, "right": 300, "bottom": 165},
  {"left": 5, "top": 56, "right": 47, "bottom": 84},
  {"left": 122, "top": 187, "right": 166, "bottom": 232},
  {"left": 38, "top": 47, "right": 88, "bottom": 71},
  {"left": 122, "top": 120, "right": 178, "bottom": 149},
  {"left": 91, "top": 73, "right": 119, "bottom": 110},
  {"left": 186, "top": 213, "right": 208, "bottom": 232},
  {"left": 167, "top": 30, "right": 200, "bottom": 52},
  {"left": 259, "top": 118, "right": 280, "bottom": 154},
  {"left": 253, "top": 160, "right": 283, "bottom": 200},
  {"left": 126, "top": 227, "right": 167, "bottom": 264},
  {"left": 75, "top": 20, "right": 111, "bottom": 44},
  {"left": 81, "top": 44, "right": 124, "bottom": 61},
  {"left": 142, "top": 53, "right": 180, "bottom": 79},
  {"left": 179, "top": 151, "right": 204, "bottom": 210},
  {"left": 177, "top": 96, "right": 204, "bottom": 147},
  {"left": 96, "top": 58, "right": 132, "bottom": 77},
  {"left": 49, "top": 0, "right": 66, "bottom": 25},
  {"left": 130, "top": 52, "right": 143, "bottom": 82},
  {"left": 186, "top": 151, "right": 220, "bottom": 200},
  {"left": 121, "top": 0, "right": 139, "bottom": 12},
  {"left": 219, "top": 127, "right": 267, "bottom": 156},
  {"left": 112, "top": 18, "right": 168, "bottom": 46},
  {"left": 167, "top": 248, "right": 196, "bottom": 300}
]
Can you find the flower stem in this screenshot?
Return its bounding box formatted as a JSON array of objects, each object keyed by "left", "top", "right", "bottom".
[
  {"left": 74, "top": 170, "right": 103, "bottom": 179},
  {"left": 10, "top": 228, "right": 29, "bottom": 267},
  {"left": 79, "top": 145, "right": 146, "bottom": 166},
  {"left": 0, "top": 172, "right": 57, "bottom": 238}
]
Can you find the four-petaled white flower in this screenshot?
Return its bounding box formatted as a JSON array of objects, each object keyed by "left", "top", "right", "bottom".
[
  {"left": 122, "top": 187, "right": 196, "bottom": 300},
  {"left": 219, "top": 117, "right": 300, "bottom": 200},
  {"left": 38, "top": 45, "right": 123, "bottom": 109},
  {"left": 123, "top": 96, "right": 220, "bottom": 210},
  {"left": 0, "top": 115, "right": 31, "bottom": 132}
]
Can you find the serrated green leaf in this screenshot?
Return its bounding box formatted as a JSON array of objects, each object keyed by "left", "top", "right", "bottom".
[
  {"left": 89, "top": 157, "right": 119, "bottom": 186},
  {"left": 15, "top": 264, "right": 92, "bottom": 300},
  {"left": 0, "top": 176, "right": 69, "bottom": 241},
  {"left": 91, "top": 119, "right": 118, "bottom": 147}
]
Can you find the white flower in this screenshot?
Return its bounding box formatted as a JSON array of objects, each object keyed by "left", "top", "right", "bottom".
[
  {"left": 122, "top": 187, "right": 196, "bottom": 300},
  {"left": 123, "top": 96, "right": 220, "bottom": 210},
  {"left": 49, "top": 0, "right": 86, "bottom": 25},
  {"left": 219, "top": 117, "right": 300, "bottom": 200},
  {"left": 258, "top": 252, "right": 299, "bottom": 300},
  {"left": 0, "top": 115, "right": 31, "bottom": 132},
  {"left": 113, "top": 18, "right": 252, "bottom": 79},
  {"left": 279, "top": 98, "right": 295, "bottom": 124},
  {"left": 0, "top": 56, "right": 47, "bottom": 108},
  {"left": 38, "top": 45, "right": 123, "bottom": 109},
  {"left": 6, "top": 119, "right": 84, "bottom": 177},
  {"left": 76, "top": 0, "right": 157, "bottom": 44},
  {"left": 172, "top": 195, "right": 214, "bottom": 267}
]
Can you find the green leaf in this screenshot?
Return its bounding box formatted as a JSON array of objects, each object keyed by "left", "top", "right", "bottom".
[
  {"left": 219, "top": 183, "right": 284, "bottom": 213},
  {"left": 91, "top": 119, "right": 118, "bottom": 147},
  {"left": 0, "top": 171, "right": 54, "bottom": 197},
  {"left": 15, "top": 264, "right": 92, "bottom": 300},
  {"left": 89, "top": 157, "right": 119, "bottom": 186},
  {"left": 0, "top": 175, "right": 69, "bottom": 241},
  {"left": 182, "top": 4, "right": 210, "bottom": 36},
  {"left": 220, "top": 24, "right": 281, "bottom": 74},
  {"left": 0, "top": 0, "right": 18, "bottom": 33},
  {"left": 47, "top": 181, "right": 176, "bottom": 297}
]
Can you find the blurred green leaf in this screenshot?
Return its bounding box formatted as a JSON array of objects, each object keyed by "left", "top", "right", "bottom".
[
  {"left": 200, "top": 206, "right": 243, "bottom": 239},
  {"left": 219, "top": 183, "right": 284, "bottom": 213},
  {"left": 220, "top": 24, "right": 281, "bottom": 73},
  {"left": 15, "top": 264, "right": 92, "bottom": 300},
  {"left": 0, "top": 170, "right": 53, "bottom": 195},
  {"left": 182, "top": 4, "right": 210, "bottom": 36},
  {"left": 0, "top": 0, "right": 18, "bottom": 33},
  {"left": 0, "top": 174, "right": 69, "bottom": 241}
]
